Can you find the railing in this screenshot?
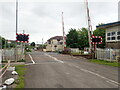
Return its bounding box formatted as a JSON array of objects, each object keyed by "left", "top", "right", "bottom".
[
  {"left": 96, "top": 48, "right": 120, "bottom": 61},
  {"left": 2, "top": 48, "right": 24, "bottom": 62}
]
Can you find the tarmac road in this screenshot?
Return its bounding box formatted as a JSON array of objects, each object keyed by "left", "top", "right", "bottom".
[{"left": 25, "top": 51, "right": 119, "bottom": 88}]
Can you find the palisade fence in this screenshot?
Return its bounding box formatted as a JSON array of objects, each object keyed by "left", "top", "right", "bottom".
[
  {"left": 96, "top": 48, "right": 120, "bottom": 61},
  {"left": 1, "top": 48, "right": 24, "bottom": 62}
]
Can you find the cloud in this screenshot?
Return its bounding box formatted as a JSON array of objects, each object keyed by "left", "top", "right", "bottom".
[{"left": 0, "top": 1, "right": 118, "bottom": 44}]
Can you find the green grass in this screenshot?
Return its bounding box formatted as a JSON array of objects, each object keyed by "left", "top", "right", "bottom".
[
  {"left": 89, "top": 59, "right": 120, "bottom": 67},
  {"left": 17, "top": 59, "right": 25, "bottom": 62},
  {"left": 14, "top": 65, "right": 26, "bottom": 89}
]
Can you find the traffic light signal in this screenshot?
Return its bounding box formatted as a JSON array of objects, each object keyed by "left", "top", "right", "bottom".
[
  {"left": 92, "top": 38, "right": 101, "bottom": 42},
  {"left": 91, "top": 35, "right": 102, "bottom": 44},
  {"left": 16, "top": 33, "right": 29, "bottom": 43}
]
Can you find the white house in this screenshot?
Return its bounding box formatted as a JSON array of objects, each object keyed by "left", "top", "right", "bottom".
[
  {"left": 46, "top": 36, "right": 64, "bottom": 51},
  {"left": 97, "top": 21, "right": 120, "bottom": 49}
]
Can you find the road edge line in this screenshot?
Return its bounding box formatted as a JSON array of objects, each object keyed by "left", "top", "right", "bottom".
[{"left": 28, "top": 54, "right": 35, "bottom": 64}]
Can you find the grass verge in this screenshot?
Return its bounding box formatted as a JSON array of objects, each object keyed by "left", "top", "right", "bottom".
[
  {"left": 14, "top": 65, "right": 26, "bottom": 89},
  {"left": 89, "top": 59, "right": 120, "bottom": 67}
]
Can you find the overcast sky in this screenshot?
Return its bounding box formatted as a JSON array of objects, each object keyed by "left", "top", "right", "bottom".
[{"left": 0, "top": 0, "right": 119, "bottom": 44}]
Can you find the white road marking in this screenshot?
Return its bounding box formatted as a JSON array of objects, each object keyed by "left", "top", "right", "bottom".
[
  {"left": 29, "top": 54, "right": 35, "bottom": 64},
  {"left": 106, "top": 81, "right": 118, "bottom": 87},
  {"left": 67, "top": 63, "right": 119, "bottom": 86},
  {"left": 45, "top": 53, "right": 64, "bottom": 63}
]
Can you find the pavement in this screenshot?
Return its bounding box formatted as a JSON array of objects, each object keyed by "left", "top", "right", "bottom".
[{"left": 25, "top": 51, "right": 119, "bottom": 88}]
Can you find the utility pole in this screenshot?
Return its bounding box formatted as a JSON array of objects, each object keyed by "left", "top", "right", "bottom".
[
  {"left": 16, "top": 0, "right": 18, "bottom": 34},
  {"left": 15, "top": 0, "right": 18, "bottom": 62},
  {"left": 42, "top": 38, "right": 43, "bottom": 51},
  {"left": 85, "top": 0, "right": 92, "bottom": 53},
  {"left": 21, "top": 30, "right": 25, "bottom": 59},
  {"left": 61, "top": 12, "right": 66, "bottom": 50}
]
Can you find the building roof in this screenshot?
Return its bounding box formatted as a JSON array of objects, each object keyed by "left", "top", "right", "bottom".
[
  {"left": 96, "top": 21, "right": 120, "bottom": 29},
  {"left": 47, "top": 36, "right": 63, "bottom": 41},
  {"left": 7, "top": 40, "right": 16, "bottom": 42}
]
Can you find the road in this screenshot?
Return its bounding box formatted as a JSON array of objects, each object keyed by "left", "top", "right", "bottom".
[{"left": 25, "top": 51, "right": 119, "bottom": 88}]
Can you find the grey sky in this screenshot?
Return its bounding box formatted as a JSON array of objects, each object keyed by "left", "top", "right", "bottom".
[{"left": 0, "top": 0, "right": 119, "bottom": 44}]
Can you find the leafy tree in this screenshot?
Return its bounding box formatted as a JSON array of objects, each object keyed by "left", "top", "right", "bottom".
[
  {"left": 9, "top": 41, "right": 16, "bottom": 48},
  {"left": 0, "top": 36, "right": 6, "bottom": 49},
  {"left": 66, "top": 28, "right": 79, "bottom": 48},
  {"left": 93, "top": 26, "right": 106, "bottom": 48},
  {"left": 66, "top": 24, "right": 106, "bottom": 49},
  {"left": 77, "top": 28, "right": 89, "bottom": 49},
  {"left": 30, "top": 42, "right": 35, "bottom": 47},
  {"left": 38, "top": 44, "right": 46, "bottom": 49},
  {"left": 0, "top": 36, "right": 16, "bottom": 49}
]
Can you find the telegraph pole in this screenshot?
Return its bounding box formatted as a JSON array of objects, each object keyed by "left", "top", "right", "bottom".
[
  {"left": 61, "top": 12, "right": 66, "bottom": 50},
  {"left": 42, "top": 38, "right": 43, "bottom": 51},
  {"left": 16, "top": 0, "right": 18, "bottom": 35},
  {"left": 85, "top": 0, "right": 92, "bottom": 53},
  {"left": 15, "top": 0, "right": 18, "bottom": 62},
  {"left": 22, "top": 30, "right": 25, "bottom": 59}
]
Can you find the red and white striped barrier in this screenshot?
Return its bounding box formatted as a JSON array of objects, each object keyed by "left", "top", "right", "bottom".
[{"left": 0, "top": 61, "right": 10, "bottom": 78}]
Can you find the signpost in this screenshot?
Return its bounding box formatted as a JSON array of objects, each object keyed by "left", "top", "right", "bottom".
[
  {"left": 91, "top": 35, "right": 102, "bottom": 45},
  {"left": 16, "top": 33, "right": 29, "bottom": 43},
  {"left": 91, "top": 35, "right": 102, "bottom": 58},
  {"left": 16, "top": 33, "right": 29, "bottom": 60}
]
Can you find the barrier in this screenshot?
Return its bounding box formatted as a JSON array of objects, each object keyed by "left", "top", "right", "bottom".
[{"left": 0, "top": 60, "right": 10, "bottom": 78}]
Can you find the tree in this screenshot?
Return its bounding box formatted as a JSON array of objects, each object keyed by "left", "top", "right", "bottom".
[
  {"left": 0, "top": 36, "right": 6, "bottom": 49},
  {"left": 93, "top": 26, "right": 106, "bottom": 48},
  {"left": 77, "top": 28, "right": 89, "bottom": 49},
  {"left": 66, "top": 25, "right": 106, "bottom": 49},
  {"left": 30, "top": 42, "right": 35, "bottom": 47},
  {"left": 66, "top": 28, "right": 79, "bottom": 48}
]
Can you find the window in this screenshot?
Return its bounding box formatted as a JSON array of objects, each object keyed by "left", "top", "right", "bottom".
[
  {"left": 107, "top": 32, "right": 116, "bottom": 41},
  {"left": 107, "top": 37, "right": 111, "bottom": 40},
  {"left": 107, "top": 33, "right": 111, "bottom": 36},
  {"left": 111, "top": 32, "right": 116, "bottom": 36},
  {"left": 48, "top": 41, "right": 51, "bottom": 44},
  {"left": 117, "top": 31, "right": 120, "bottom": 40},
  {"left": 117, "top": 36, "right": 120, "bottom": 40},
  {"left": 117, "top": 31, "right": 120, "bottom": 35},
  {"left": 60, "top": 42, "right": 63, "bottom": 45},
  {"left": 107, "top": 31, "right": 120, "bottom": 41},
  {"left": 111, "top": 37, "right": 116, "bottom": 40}
]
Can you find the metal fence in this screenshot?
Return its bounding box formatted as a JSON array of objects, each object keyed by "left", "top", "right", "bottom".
[
  {"left": 96, "top": 48, "right": 120, "bottom": 61},
  {"left": 1, "top": 48, "right": 24, "bottom": 62}
]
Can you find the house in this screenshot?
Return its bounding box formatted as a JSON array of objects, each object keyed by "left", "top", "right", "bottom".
[
  {"left": 46, "top": 36, "right": 64, "bottom": 51},
  {"left": 96, "top": 21, "right": 120, "bottom": 49},
  {"left": 7, "top": 40, "right": 16, "bottom": 43}
]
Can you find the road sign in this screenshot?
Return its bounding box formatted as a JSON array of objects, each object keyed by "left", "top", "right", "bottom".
[
  {"left": 91, "top": 35, "right": 102, "bottom": 44},
  {"left": 16, "top": 33, "right": 29, "bottom": 43}
]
